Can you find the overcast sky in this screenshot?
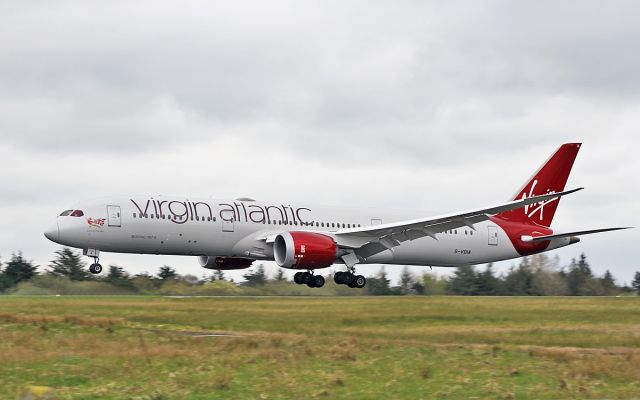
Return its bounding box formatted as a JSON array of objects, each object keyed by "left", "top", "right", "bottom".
[{"left": 1, "top": 0, "right": 638, "bottom": 285}]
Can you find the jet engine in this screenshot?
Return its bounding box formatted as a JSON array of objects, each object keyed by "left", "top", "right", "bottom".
[
  {"left": 198, "top": 256, "right": 254, "bottom": 270},
  {"left": 273, "top": 231, "right": 338, "bottom": 269}
]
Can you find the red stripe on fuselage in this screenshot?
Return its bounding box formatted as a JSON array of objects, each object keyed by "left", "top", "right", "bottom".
[{"left": 489, "top": 216, "right": 553, "bottom": 256}]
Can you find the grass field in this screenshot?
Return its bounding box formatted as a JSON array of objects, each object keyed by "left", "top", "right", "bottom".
[{"left": 1, "top": 296, "right": 639, "bottom": 399}]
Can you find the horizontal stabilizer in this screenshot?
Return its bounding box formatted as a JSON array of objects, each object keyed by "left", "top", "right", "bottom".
[{"left": 521, "top": 227, "right": 632, "bottom": 242}]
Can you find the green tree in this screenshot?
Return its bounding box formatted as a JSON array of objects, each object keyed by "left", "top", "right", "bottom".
[
  {"left": 274, "top": 269, "right": 286, "bottom": 281},
  {"left": 1, "top": 252, "right": 38, "bottom": 288},
  {"left": 158, "top": 265, "right": 177, "bottom": 280},
  {"left": 600, "top": 270, "right": 617, "bottom": 295},
  {"left": 49, "top": 247, "right": 89, "bottom": 281},
  {"left": 399, "top": 266, "right": 416, "bottom": 295},
  {"left": 503, "top": 261, "right": 537, "bottom": 295},
  {"left": 107, "top": 265, "right": 133, "bottom": 288},
  {"left": 422, "top": 273, "right": 446, "bottom": 295},
  {"left": 476, "top": 264, "right": 500, "bottom": 295},
  {"left": 242, "top": 264, "right": 267, "bottom": 286},
  {"left": 446, "top": 266, "right": 477, "bottom": 295},
  {"left": 131, "top": 272, "right": 158, "bottom": 292},
  {"left": 631, "top": 271, "right": 640, "bottom": 295},
  {"left": 566, "top": 254, "right": 593, "bottom": 295},
  {"left": 366, "top": 267, "right": 392, "bottom": 295}
]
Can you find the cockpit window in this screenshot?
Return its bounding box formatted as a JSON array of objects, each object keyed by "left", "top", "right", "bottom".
[
  {"left": 60, "top": 210, "right": 73, "bottom": 216},
  {"left": 70, "top": 210, "right": 84, "bottom": 217}
]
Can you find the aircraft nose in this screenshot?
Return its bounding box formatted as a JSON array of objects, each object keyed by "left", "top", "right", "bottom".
[{"left": 44, "top": 220, "right": 59, "bottom": 242}]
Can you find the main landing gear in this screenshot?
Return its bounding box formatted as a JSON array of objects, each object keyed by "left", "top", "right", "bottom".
[
  {"left": 293, "top": 271, "right": 325, "bottom": 288},
  {"left": 334, "top": 269, "right": 366, "bottom": 288},
  {"left": 292, "top": 269, "right": 366, "bottom": 289}
]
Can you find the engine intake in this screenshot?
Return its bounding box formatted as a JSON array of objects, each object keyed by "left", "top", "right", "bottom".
[
  {"left": 273, "top": 231, "right": 338, "bottom": 269},
  {"left": 198, "top": 256, "right": 254, "bottom": 270}
]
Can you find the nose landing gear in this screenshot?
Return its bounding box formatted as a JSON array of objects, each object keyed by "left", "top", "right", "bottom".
[{"left": 84, "top": 249, "right": 103, "bottom": 274}]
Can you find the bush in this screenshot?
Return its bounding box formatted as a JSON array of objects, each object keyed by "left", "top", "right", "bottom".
[{"left": 11, "top": 274, "right": 137, "bottom": 295}]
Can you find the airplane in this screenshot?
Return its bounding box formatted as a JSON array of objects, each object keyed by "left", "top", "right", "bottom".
[{"left": 44, "top": 143, "right": 630, "bottom": 288}]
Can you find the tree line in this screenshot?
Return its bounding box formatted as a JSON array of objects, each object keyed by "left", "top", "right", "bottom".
[{"left": 1, "top": 247, "right": 639, "bottom": 296}]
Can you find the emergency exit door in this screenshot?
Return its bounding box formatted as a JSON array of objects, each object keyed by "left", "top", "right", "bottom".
[
  {"left": 107, "top": 205, "right": 121, "bottom": 227},
  {"left": 488, "top": 226, "right": 498, "bottom": 246}
]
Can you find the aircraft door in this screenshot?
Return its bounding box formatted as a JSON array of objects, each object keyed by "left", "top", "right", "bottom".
[
  {"left": 107, "top": 205, "right": 122, "bottom": 227},
  {"left": 488, "top": 226, "right": 498, "bottom": 245}
]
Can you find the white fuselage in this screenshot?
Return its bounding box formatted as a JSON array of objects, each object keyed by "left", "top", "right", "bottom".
[{"left": 45, "top": 195, "right": 573, "bottom": 269}]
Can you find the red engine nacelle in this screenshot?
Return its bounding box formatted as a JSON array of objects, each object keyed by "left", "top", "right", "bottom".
[
  {"left": 273, "top": 231, "right": 338, "bottom": 269},
  {"left": 198, "top": 256, "right": 254, "bottom": 270}
]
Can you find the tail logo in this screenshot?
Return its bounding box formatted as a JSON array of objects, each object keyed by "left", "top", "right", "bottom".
[{"left": 521, "top": 180, "right": 558, "bottom": 221}]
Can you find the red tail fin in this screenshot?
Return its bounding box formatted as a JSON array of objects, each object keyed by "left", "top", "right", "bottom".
[{"left": 496, "top": 143, "right": 581, "bottom": 227}]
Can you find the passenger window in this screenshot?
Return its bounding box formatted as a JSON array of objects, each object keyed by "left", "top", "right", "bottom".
[{"left": 133, "top": 213, "right": 137, "bottom": 218}]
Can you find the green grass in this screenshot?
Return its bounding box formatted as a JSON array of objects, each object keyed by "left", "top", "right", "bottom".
[{"left": 1, "top": 296, "right": 639, "bottom": 399}]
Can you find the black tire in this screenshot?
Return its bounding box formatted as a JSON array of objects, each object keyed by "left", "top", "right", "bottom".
[
  {"left": 334, "top": 271, "right": 344, "bottom": 284},
  {"left": 89, "top": 263, "right": 102, "bottom": 274},
  {"left": 312, "top": 275, "right": 325, "bottom": 288},
  {"left": 301, "top": 272, "right": 312, "bottom": 284},
  {"left": 342, "top": 272, "right": 354, "bottom": 286},
  {"left": 294, "top": 272, "right": 303, "bottom": 284},
  {"left": 354, "top": 275, "right": 366, "bottom": 288}
]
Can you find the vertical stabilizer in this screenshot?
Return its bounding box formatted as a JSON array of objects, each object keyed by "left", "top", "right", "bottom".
[{"left": 496, "top": 143, "right": 581, "bottom": 227}]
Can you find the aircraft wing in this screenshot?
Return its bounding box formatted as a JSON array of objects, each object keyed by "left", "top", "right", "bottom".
[
  {"left": 521, "top": 227, "right": 632, "bottom": 242},
  {"left": 333, "top": 188, "right": 583, "bottom": 260}
]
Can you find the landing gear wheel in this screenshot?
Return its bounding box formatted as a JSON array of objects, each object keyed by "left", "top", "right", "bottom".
[
  {"left": 342, "top": 272, "right": 354, "bottom": 286},
  {"left": 334, "top": 271, "right": 345, "bottom": 284},
  {"left": 309, "top": 275, "right": 325, "bottom": 288},
  {"left": 294, "top": 272, "right": 304, "bottom": 284},
  {"left": 354, "top": 275, "right": 366, "bottom": 288},
  {"left": 89, "top": 263, "right": 102, "bottom": 274},
  {"left": 300, "top": 271, "right": 312, "bottom": 285}
]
